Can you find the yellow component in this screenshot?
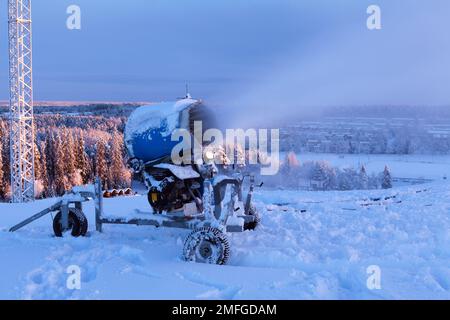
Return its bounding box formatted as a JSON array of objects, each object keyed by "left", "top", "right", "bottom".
[{"left": 151, "top": 193, "right": 158, "bottom": 202}]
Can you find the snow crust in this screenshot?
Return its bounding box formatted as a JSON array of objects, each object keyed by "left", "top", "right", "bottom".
[
  {"left": 124, "top": 98, "right": 197, "bottom": 157},
  {"left": 71, "top": 185, "right": 96, "bottom": 195},
  {"left": 226, "top": 215, "right": 244, "bottom": 227},
  {"left": 0, "top": 179, "right": 449, "bottom": 299},
  {"left": 154, "top": 164, "right": 200, "bottom": 180}
]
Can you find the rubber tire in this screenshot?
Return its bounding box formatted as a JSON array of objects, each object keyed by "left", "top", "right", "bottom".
[
  {"left": 53, "top": 208, "right": 88, "bottom": 237},
  {"left": 244, "top": 206, "right": 261, "bottom": 231},
  {"left": 183, "top": 227, "right": 230, "bottom": 265}
]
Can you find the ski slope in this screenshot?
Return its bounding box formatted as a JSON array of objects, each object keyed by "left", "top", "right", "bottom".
[{"left": 0, "top": 182, "right": 449, "bottom": 300}]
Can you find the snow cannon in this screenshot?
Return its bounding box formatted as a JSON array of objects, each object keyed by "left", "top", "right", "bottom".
[
  {"left": 124, "top": 97, "right": 216, "bottom": 170},
  {"left": 9, "top": 96, "right": 261, "bottom": 265},
  {"left": 121, "top": 96, "right": 260, "bottom": 265}
]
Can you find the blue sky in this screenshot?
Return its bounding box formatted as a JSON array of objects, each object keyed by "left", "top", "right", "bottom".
[{"left": 0, "top": 0, "right": 449, "bottom": 108}]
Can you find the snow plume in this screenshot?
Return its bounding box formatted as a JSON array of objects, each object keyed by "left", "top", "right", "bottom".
[{"left": 212, "top": 0, "right": 450, "bottom": 128}]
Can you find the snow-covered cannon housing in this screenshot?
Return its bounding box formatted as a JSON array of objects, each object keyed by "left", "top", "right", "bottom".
[{"left": 124, "top": 97, "right": 216, "bottom": 167}]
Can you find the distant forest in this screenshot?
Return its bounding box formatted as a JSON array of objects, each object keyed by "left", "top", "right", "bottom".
[
  {"left": 0, "top": 104, "right": 140, "bottom": 201},
  {"left": 0, "top": 103, "right": 447, "bottom": 201}
]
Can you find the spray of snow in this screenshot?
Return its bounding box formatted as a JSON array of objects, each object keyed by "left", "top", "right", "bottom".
[{"left": 211, "top": 1, "right": 450, "bottom": 128}]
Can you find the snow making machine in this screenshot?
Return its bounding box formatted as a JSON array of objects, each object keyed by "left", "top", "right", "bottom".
[
  {"left": 118, "top": 96, "right": 261, "bottom": 264},
  {"left": 10, "top": 96, "right": 260, "bottom": 265}
]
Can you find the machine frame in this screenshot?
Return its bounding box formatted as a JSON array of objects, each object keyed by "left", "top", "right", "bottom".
[{"left": 9, "top": 176, "right": 259, "bottom": 264}]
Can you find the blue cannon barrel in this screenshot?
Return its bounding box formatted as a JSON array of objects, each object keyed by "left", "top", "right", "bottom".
[{"left": 124, "top": 98, "right": 216, "bottom": 164}]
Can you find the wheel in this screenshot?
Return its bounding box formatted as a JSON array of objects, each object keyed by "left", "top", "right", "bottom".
[
  {"left": 183, "top": 227, "right": 230, "bottom": 265},
  {"left": 244, "top": 206, "right": 260, "bottom": 231},
  {"left": 53, "top": 208, "right": 88, "bottom": 237}
]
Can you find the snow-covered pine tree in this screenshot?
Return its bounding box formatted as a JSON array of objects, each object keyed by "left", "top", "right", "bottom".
[
  {"left": 359, "top": 165, "right": 369, "bottom": 190},
  {"left": 285, "top": 151, "right": 300, "bottom": 168},
  {"left": 34, "top": 142, "right": 41, "bottom": 181},
  {"left": 381, "top": 165, "right": 393, "bottom": 189},
  {"left": 74, "top": 132, "right": 91, "bottom": 184},
  {"left": 45, "top": 131, "right": 56, "bottom": 196},
  {"left": 369, "top": 173, "right": 380, "bottom": 189},
  {"left": 280, "top": 151, "right": 301, "bottom": 188},
  {"left": 0, "top": 120, "right": 10, "bottom": 199},
  {"left": 53, "top": 133, "right": 68, "bottom": 195},
  {"left": 38, "top": 141, "right": 49, "bottom": 198},
  {"left": 33, "top": 142, "right": 45, "bottom": 198},
  {"left": 62, "top": 129, "right": 78, "bottom": 186},
  {"left": 109, "top": 131, "right": 130, "bottom": 189},
  {"left": 95, "top": 139, "right": 109, "bottom": 189},
  {"left": 338, "top": 167, "right": 357, "bottom": 190},
  {"left": 311, "top": 162, "right": 328, "bottom": 191},
  {"left": 321, "top": 161, "right": 337, "bottom": 190}
]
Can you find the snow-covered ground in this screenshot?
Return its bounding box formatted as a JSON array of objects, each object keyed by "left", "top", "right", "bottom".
[
  {"left": 0, "top": 177, "right": 449, "bottom": 300},
  {"left": 292, "top": 153, "right": 450, "bottom": 181}
]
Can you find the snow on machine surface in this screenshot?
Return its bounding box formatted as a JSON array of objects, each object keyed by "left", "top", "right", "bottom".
[
  {"left": 124, "top": 96, "right": 216, "bottom": 166},
  {"left": 9, "top": 96, "right": 261, "bottom": 265}
]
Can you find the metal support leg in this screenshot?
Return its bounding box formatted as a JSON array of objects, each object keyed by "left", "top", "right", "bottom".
[
  {"left": 202, "top": 179, "right": 216, "bottom": 221},
  {"left": 61, "top": 204, "right": 69, "bottom": 230},
  {"left": 95, "top": 177, "right": 103, "bottom": 232}
]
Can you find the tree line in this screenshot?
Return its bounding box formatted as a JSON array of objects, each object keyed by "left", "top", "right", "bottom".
[
  {"left": 260, "top": 152, "right": 393, "bottom": 191},
  {"left": 0, "top": 116, "right": 131, "bottom": 201}
]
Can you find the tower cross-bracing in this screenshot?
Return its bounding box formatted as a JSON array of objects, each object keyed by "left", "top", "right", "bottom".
[{"left": 8, "top": 0, "right": 35, "bottom": 202}]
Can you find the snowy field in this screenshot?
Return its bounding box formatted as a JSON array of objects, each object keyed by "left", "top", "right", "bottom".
[
  {"left": 292, "top": 153, "right": 450, "bottom": 181},
  {"left": 0, "top": 177, "right": 449, "bottom": 300}
]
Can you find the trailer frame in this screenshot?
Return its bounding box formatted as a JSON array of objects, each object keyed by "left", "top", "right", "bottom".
[{"left": 10, "top": 177, "right": 257, "bottom": 234}]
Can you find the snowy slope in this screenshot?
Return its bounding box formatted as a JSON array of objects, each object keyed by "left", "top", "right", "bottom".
[{"left": 0, "top": 182, "right": 449, "bottom": 300}]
